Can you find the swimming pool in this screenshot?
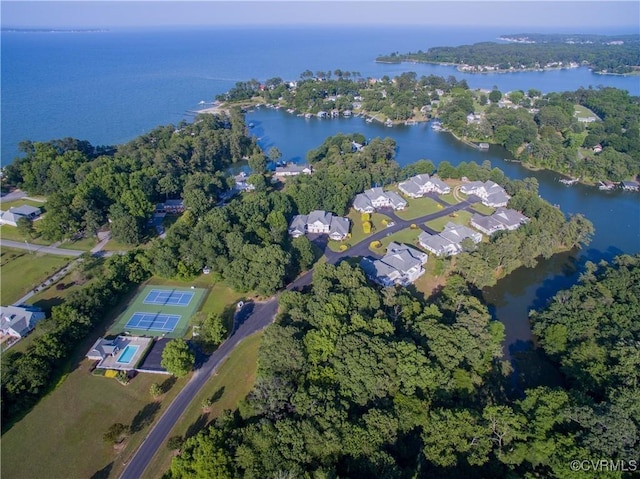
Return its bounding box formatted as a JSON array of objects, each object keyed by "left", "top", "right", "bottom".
[{"left": 117, "top": 345, "right": 139, "bottom": 364}]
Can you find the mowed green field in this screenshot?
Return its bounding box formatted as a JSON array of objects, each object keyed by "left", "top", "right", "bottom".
[
  {"left": 141, "top": 332, "right": 264, "bottom": 479},
  {"left": 0, "top": 360, "right": 188, "bottom": 479},
  {"left": 108, "top": 285, "right": 207, "bottom": 338},
  {"left": 0, "top": 247, "right": 71, "bottom": 305}
]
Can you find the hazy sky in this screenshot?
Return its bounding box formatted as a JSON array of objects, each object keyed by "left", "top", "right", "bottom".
[{"left": 2, "top": 1, "right": 639, "bottom": 29}]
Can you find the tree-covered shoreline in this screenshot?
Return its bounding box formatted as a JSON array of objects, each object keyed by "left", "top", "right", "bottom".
[{"left": 376, "top": 34, "right": 640, "bottom": 75}]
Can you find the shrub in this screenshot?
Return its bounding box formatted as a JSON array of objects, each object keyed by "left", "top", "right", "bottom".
[
  {"left": 167, "top": 435, "right": 184, "bottom": 451},
  {"left": 103, "top": 423, "right": 129, "bottom": 444},
  {"left": 150, "top": 382, "right": 163, "bottom": 398},
  {"left": 339, "top": 244, "right": 348, "bottom": 252},
  {"left": 370, "top": 240, "right": 382, "bottom": 249},
  {"left": 360, "top": 212, "right": 371, "bottom": 222},
  {"left": 362, "top": 221, "right": 372, "bottom": 234},
  {"left": 104, "top": 369, "right": 118, "bottom": 378},
  {"left": 410, "top": 224, "right": 417, "bottom": 229}
]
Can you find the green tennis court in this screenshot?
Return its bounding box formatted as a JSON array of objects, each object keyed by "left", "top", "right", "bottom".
[{"left": 109, "top": 285, "right": 207, "bottom": 338}]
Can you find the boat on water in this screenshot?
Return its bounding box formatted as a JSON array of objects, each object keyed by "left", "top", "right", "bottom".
[
  {"left": 559, "top": 177, "right": 579, "bottom": 186},
  {"left": 598, "top": 181, "right": 616, "bottom": 190}
]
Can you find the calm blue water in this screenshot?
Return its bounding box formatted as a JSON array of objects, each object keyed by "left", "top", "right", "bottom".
[
  {"left": 2, "top": 26, "right": 639, "bottom": 164},
  {"left": 2, "top": 26, "right": 639, "bottom": 365}
]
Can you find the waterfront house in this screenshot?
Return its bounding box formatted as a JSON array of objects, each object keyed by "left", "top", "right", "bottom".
[
  {"left": 0, "top": 204, "right": 42, "bottom": 227},
  {"left": 234, "top": 171, "right": 255, "bottom": 192},
  {"left": 353, "top": 187, "right": 407, "bottom": 213},
  {"left": 0, "top": 305, "right": 46, "bottom": 338},
  {"left": 459, "top": 180, "right": 510, "bottom": 207},
  {"left": 398, "top": 174, "right": 451, "bottom": 198},
  {"left": 471, "top": 208, "right": 529, "bottom": 235},
  {"left": 419, "top": 222, "right": 482, "bottom": 256},
  {"left": 360, "top": 242, "right": 428, "bottom": 287},
  {"left": 274, "top": 164, "right": 313, "bottom": 177},
  {"left": 288, "top": 210, "right": 350, "bottom": 240},
  {"left": 621, "top": 180, "right": 640, "bottom": 191}
]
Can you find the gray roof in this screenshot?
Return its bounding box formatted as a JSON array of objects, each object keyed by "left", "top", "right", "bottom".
[
  {"left": 353, "top": 193, "right": 374, "bottom": 212},
  {"left": 398, "top": 179, "right": 422, "bottom": 196},
  {"left": 0, "top": 305, "right": 45, "bottom": 337},
  {"left": 418, "top": 232, "right": 458, "bottom": 255},
  {"left": 329, "top": 216, "right": 350, "bottom": 238},
  {"left": 385, "top": 191, "right": 407, "bottom": 209},
  {"left": 387, "top": 242, "right": 428, "bottom": 264},
  {"left": 440, "top": 222, "right": 482, "bottom": 243},
  {"left": 430, "top": 177, "right": 450, "bottom": 192},
  {"left": 493, "top": 207, "right": 528, "bottom": 227},
  {"left": 485, "top": 189, "right": 510, "bottom": 206},
  {"left": 275, "top": 164, "right": 308, "bottom": 174},
  {"left": 471, "top": 213, "right": 503, "bottom": 234},
  {"left": 10, "top": 205, "right": 41, "bottom": 216},
  {"left": 87, "top": 337, "right": 118, "bottom": 359},
  {"left": 307, "top": 210, "right": 332, "bottom": 227},
  {"left": 288, "top": 214, "right": 308, "bottom": 234}
]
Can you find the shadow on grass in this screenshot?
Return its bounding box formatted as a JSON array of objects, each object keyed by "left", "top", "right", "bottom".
[
  {"left": 160, "top": 376, "right": 177, "bottom": 394},
  {"left": 31, "top": 296, "right": 66, "bottom": 314},
  {"left": 185, "top": 413, "right": 208, "bottom": 439},
  {"left": 210, "top": 386, "right": 225, "bottom": 403},
  {"left": 130, "top": 402, "right": 161, "bottom": 433},
  {"left": 89, "top": 462, "right": 113, "bottom": 479}
]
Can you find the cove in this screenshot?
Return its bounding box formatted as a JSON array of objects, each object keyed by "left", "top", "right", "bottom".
[{"left": 248, "top": 107, "right": 640, "bottom": 387}]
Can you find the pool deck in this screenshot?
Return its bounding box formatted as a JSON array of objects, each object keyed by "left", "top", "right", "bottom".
[{"left": 97, "top": 336, "right": 153, "bottom": 371}]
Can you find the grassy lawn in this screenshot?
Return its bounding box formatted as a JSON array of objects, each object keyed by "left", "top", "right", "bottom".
[
  {"left": 1, "top": 275, "right": 247, "bottom": 479},
  {"left": 102, "top": 238, "right": 135, "bottom": 252},
  {"left": 0, "top": 247, "right": 71, "bottom": 305},
  {"left": 574, "top": 104, "right": 599, "bottom": 120},
  {"left": 470, "top": 202, "right": 496, "bottom": 215},
  {"left": 411, "top": 256, "right": 454, "bottom": 299},
  {"left": 0, "top": 360, "right": 187, "bottom": 479},
  {"left": 370, "top": 227, "right": 423, "bottom": 253},
  {"left": 141, "top": 332, "right": 264, "bottom": 479},
  {"left": 395, "top": 196, "right": 442, "bottom": 220},
  {"left": 0, "top": 198, "right": 46, "bottom": 210},
  {"left": 426, "top": 210, "right": 473, "bottom": 232},
  {"left": 0, "top": 224, "right": 53, "bottom": 246},
  {"left": 63, "top": 236, "right": 99, "bottom": 251},
  {"left": 439, "top": 192, "right": 460, "bottom": 205},
  {"left": 327, "top": 209, "right": 391, "bottom": 253}
]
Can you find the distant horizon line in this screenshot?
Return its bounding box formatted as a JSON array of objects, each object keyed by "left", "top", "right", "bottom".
[{"left": 2, "top": 24, "right": 639, "bottom": 31}]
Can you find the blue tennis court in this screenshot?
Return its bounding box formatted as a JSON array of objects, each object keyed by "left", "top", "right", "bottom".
[
  {"left": 125, "top": 312, "right": 181, "bottom": 332},
  {"left": 143, "top": 289, "right": 194, "bottom": 306}
]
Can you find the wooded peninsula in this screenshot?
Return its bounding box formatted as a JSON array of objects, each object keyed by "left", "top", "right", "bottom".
[{"left": 376, "top": 33, "right": 640, "bottom": 75}]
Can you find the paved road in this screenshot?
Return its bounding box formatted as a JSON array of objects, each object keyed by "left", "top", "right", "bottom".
[
  {"left": 120, "top": 298, "right": 278, "bottom": 479},
  {"left": 0, "top": 239, "right": 84, "bottom": 257},
  {"left": 119, "top": 193, "right": 483, "bottom": 478},
  {"left": 0, "top": 189, "right": 28, "bottom": 202}
]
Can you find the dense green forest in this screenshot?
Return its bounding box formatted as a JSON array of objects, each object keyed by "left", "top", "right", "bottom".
[
  {"left": 167, "top": 255, "right": 640, "bottom": 479},
  {"left": 440, "top": 86, "right": 640, "bottom": 182},
  {"left": 3, "top": 110, "right": 256, "bottom": 244},
  {"left": 376, "top": 34, "right": 640, "bottom": 74}
]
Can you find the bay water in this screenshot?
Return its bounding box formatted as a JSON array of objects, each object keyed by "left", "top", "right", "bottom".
[{"left": 2, "top": 26, "right": 639, "bottom": 381}]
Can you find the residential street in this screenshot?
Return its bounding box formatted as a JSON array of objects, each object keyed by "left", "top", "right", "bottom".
[
  {"left": 119, "top": 298, "right": 278, "bottom": 479},
  {"left": 119, "top": 192, "right": 482, "bottom": 479}
]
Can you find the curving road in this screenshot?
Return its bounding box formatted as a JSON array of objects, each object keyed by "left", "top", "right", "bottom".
[{"left": 119, "top": 192, "right": 482, "bottom": 478}]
